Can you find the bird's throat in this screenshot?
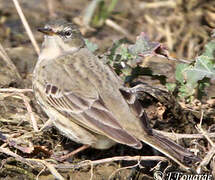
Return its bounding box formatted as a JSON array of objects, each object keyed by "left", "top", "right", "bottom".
[{"left": 39, "top": 36, "right": 80, "bottom": 62}]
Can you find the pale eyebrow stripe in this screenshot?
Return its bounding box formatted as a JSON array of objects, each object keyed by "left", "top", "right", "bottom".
[{"left": 63, "top": 26, "right": 72, "bottom": 31}]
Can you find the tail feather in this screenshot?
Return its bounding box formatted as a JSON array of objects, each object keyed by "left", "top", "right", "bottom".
[
  {"left": 120, "top": 87, "right": 200, "bottom": 169},
  {"left": 139, "top": 129, "right": 200, "bottom": 169},
  {"left": 138, "top": 109, "right": 200, "bottom": 169}
]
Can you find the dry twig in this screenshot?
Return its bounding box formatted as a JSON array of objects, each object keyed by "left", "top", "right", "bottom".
[
  {"left": 40, "top": 160, "right": 65, "bottom": 180},
  {"left": 0, "top": 132, "right": 34, "bottom": 154},
  {"left": 105, "top": 19, "right": 134, "bottom": 42},
  {"left": 46, "top": 0, "right": 57, "bottom": 18},
  {"left": 0, "top": 88, "right": 33, "bottom": 93},
  {"left": 139, "top": 1, "right": 176, "bottom": 9},
  {"left": 0, "top": 42, "right": 22, "bottom": 80},
  {"left": 55, "top": 155, "right": 167, "bottom": 169},
  {"left": 196, "top": 112, "right": 215, "bottom": 173},
  {"left": 0, "top": 147, "right": 64, "bottom": 180},
  {"left": 0, "top": 147, "right": 33, "bottom": 166},
  {"left": 17, "top": 93, "right": 39, "bottom": 132},
  {"left": 0, "top": 145, "right": 167, "bottom": 180},
  {"left": 154, "top": 130, "right": 215, "bottom": 140},
  {"left": 0, "top": 90, "right": 38, "bottom": 132},
  {"left": 12, "top": 0, "right": 40, "bottom": 55},
  {"left": 108, "top": 158, "right": 141, "bottom": 180}
]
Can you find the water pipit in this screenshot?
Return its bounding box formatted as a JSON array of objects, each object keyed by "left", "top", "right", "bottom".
[{"left": 33, "top": 20, "right": 199, "bottom": 169}]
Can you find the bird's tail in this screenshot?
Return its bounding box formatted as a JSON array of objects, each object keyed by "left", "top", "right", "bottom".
[
  {"left": 138, "top": 112, "right": 200, "bottom": 169},
  {"left": 140, "top": 129, "right": 200, "bottom": 169},
  {"left": 120, "top": 87, "right": 200, "bottom": 169}
]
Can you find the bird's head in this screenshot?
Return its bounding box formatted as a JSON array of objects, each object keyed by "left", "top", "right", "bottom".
[{"left": 38, "top": 20, "right": 85, "bottom": 56}]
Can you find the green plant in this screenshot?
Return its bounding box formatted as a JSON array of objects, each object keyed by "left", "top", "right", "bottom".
[
  {"left": 86, "top": 33, "right": 215, "bottom": 101},
  {"left": 92, "top": 0, "right": 118, "bottom": 27},
  {"left": 171, "top": 40, "right": 215, "bottom": 99}
]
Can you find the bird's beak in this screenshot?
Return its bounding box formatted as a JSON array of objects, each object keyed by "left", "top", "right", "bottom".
[{"left": 37, "top": 28, "right": 56, "bottom": 36}]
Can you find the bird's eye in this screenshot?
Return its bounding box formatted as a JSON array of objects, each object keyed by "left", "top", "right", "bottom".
[{"left": 64, "top": 31, "right": 72, "bottom": 37}]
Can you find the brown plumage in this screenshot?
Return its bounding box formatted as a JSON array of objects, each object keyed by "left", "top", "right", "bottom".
[{"left": 33, "top": 20, "right": 199, "bottom": 169}]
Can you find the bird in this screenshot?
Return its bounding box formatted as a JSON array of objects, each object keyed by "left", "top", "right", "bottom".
[{"left": 33, "top": 19, "right": 199, "bottom": 169}]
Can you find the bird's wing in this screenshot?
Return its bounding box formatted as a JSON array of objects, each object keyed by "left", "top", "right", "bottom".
[{"left": 40, "top": 57, "right": 142, "bottom": 149}]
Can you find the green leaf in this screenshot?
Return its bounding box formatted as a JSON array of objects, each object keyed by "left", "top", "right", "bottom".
[
  {"left": 175, "top": 63, "right": 190, "bottom": 84},
  {"left": 107, "top": 38, "right": 128, "bottom": 62},
  {"left": 203, "top": 41, "right": 215, "bottom": 58},
  {"left": 185, "top": 41, "right": 215, "bottom": 89},
  {"left": 92, "top": 0, "right": 118, "bottom": 27},
  {"left": 128, "top": 32, "right": 160, "bottom": 57},
  {"left": 175, "top": 40, "right": 215, "bottom": 98},
  {"left": 166, "top": 83, "right": 176, "bottom": 92},
  {"left": 84, "top": 39, "right": 98, "bottom": 52}
]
